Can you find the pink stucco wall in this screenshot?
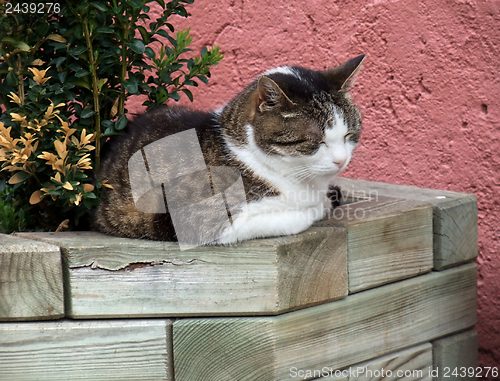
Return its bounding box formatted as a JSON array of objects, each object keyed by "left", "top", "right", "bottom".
[{"left": 135, "top": 0, "right": 500, "bottom": 367}]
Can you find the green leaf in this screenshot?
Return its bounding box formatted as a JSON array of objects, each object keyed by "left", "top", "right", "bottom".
[
  {"left": 137, "top": 26, "right": 150, "bottom": 44},
  {"left": 157, "top": 29, "right": 170, "bottom": 38},
  {"left": 128, "top": 39, "right": 145, "bottom": 54},
  {"left": 115, "top": 115, "right": 128, "bottom": 130},
  {"left": 1, "top": 37, "right": 17, "bottom": 45},
  {"left": 169, "top": 91, "right": 180, "bottom": 101},
  {"left": 96, "top": 26, "right": 114, "bottom": 34},
  {"left": 123, "top": 77, "right": 138, "bottom": 94},
  {"left": 16, "top": 41, "right": 30, "bottom": 52},
  {"left": 80, "top": 108, "right": 95, "bottom": 119},
  {"left": 181, "top": 88, "right": 193, "bottom": 102},
  {"left": 128, "top": 0, "right": 144, "bottom": 8},
  {"left": 73, "top": 24, "right": 84, "bottom": 39},
  {"left": 72, "top": 79, "right": 91, "bottom": 90},
  {"left": 6, "top": 71, "right": 18, "bottom": 86},
  {"left": 36, "top": 23, "right": 50, "bottom": 37},
  {"left": 83, "top": 192, "right": 97, "bottom": 199},
  {"left": 75, "top": 69, "right": 91, "bottom": 78},
  {"left": 69, "top": 46, "right": 89, "bottom": 57},
  {"left": 58, "top": 71, "right": 67, "bottom": 83},
  {"left": 197, "top": 75, "right": 209, "bottom": 84},
  {"left": 90, "top": 2, "right": 107, "bottom": 11},
  {"left": 51, "top": 56, "right": 66, "bottom": 68},
  {"left": 103, "top": 126, "right": 120, "bottom": 137},
  {"left": 101, "top": 120, "right": 114, "bottom": 129}
]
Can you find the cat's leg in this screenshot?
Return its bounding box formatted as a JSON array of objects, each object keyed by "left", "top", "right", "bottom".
[
  {"left": 213, "top": 197, "right": 327, "bottom": 244},
  {"left": 327, "top": 184, "right": 342, "bottom": 208}
]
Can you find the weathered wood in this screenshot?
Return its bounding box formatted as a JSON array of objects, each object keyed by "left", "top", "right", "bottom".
[
  {"left": 16, "top": 227, "right": 347, "bottom": 317},
  {"left": 0, "top": 319, "right": 172, "bottom": 381},
  {"left": 173, "top": 263, "right": 477, "bottom": 381},
  {"left": 433, "top": 329, "right": 478, "bottom": 381},
  {"left": 335, "top": 178, "right": 478, "bottom": 270},
  {"left": 316, "top": 195, "right": 433, "bottom": 293},
  {"left": 312, "top": 343, "right": 433, "bottom": 380},
  {"left": 0, "top": 234, "right": 63, "bottom": 321}
]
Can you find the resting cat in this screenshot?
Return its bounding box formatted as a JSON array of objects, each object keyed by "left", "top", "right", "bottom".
[{"left": 93, "top": 55, "right": 364, "bottom": 246}]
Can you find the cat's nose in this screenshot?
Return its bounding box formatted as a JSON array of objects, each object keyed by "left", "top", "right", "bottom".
[{"left": 334, "top": 158, "right": 346, "bottom": 168}]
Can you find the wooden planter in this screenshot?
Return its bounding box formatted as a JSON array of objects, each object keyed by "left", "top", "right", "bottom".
[{"left": 0, "top": 178, "right": 478, "bottom": 380}]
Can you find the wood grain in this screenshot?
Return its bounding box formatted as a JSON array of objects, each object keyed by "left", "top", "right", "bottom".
[
  {"left": 0, "top": 234, "right": 63, "bottom": 321},
  {"left": 316, "top": 195, "right": 433, "bottom": 293},
  {"left": 312, "top": 343, "right": 433, "bottom": 380},
  {"left": 0, "top": 319, "right": 172, "bottom": 381},
  {"left": 16, "top": 227, "right": 347, "bottom": 317},
  {"left": 173, "top": 263, "right": 477, "bottom": 381},
  {"left": 335, "top": 177, "right": 478, "bottom": 270},
  {"left": 433, "top": 329, "right": 478, "bottom": 381}
]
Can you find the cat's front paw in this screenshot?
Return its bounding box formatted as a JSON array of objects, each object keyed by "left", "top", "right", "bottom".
[{"left": 327, "top": 185, "right": 342, "bottom": 209}]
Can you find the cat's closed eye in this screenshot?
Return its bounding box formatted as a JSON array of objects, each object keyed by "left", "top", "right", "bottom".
[{"left": 344, "top": 132, "right": 355, "bottom": 142}]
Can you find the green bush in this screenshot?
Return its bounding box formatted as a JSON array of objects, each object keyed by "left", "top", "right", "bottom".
[{"left": 0, "top": 0, "right": 223, "bottom": 232}]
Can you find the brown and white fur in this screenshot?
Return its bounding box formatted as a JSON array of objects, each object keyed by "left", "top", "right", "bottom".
[{"left": 93, "top": 55, "right": 365, "bottom": 245}]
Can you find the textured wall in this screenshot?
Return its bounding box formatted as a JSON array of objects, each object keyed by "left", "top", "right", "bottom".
[{"left": 135, "top": 0, "right": 500, "bottom": 367}]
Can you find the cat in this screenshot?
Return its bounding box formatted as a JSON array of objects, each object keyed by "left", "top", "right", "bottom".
[{"left": 92, "top": 55, "right": 364, "bottom": 247}]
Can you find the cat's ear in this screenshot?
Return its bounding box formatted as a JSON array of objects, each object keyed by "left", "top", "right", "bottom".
[
  {"left": 323, "top": 54, "right": 365, "bottom": 91},
  {"left": 257, "top": 76, "right": 293, "bottom": 112}
]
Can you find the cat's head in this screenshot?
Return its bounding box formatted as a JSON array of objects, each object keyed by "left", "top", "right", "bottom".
[{"left": 222, "top": 55, "right": 365, "bottom": 181}]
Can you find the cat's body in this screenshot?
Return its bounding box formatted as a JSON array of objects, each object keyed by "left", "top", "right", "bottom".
[{"left": 93, "top": 55, "right": 364, "bottom": 245}]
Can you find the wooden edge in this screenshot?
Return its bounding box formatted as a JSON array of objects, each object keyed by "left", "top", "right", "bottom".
[
  {"left": 334, "top": 177, "right": 476, "bottom": 204},
  {"left": 311, "top": 342, "right": 432, "bottom": 380},
  {"left": 432, "top": 329, "right": 478, "bottom": 381},
  {"left": 172, "top": 264, "right": 477, "bottom": 380},
  {"left": 0, "top": 234, "right": 64, "bottom": 321},
  {"left": 316, "top": 195, "right": 434, "bottom": 293},
  {"left": 334, "top": 178, "right": 478, "bottom": 270},
  {"left": 0, "top": 319, "right": 173, "bottom": 380}
]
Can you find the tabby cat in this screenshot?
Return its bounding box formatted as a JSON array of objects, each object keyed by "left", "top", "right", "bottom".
[{"left": 93, "top": 55, "right": 364, "bottom": 247}]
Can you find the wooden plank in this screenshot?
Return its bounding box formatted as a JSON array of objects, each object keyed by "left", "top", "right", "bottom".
[
  {"left": 16, "top": 227, "right": 347, "bottom": 317},
  {"left": 316, "top": 195, "right": 433, "bottom": 293},
  {"left": 312, "top": 343, "right": 432, "bottom": 380},
  {"left": 173, "top": 263, "right": 477, "bottom": 381},
  {"left": 432, "top": 329, "right": 478, "bottom": 381},
  {"left": 0, "top": 319, "right": 172, "bottom": 381},
  {"left": 334, "top": 178, "right": 478, "bottom": 270},
  {"left": 0, "top": 234, "right": 63, "bottom": 321}
]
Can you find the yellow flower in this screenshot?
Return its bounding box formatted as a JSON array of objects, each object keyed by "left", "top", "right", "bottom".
[
  {"left": 40, "top": 185, "right": 56, "bottom": 194},
  {"left": 28, "top": 67, "right": 51, "bottom": 85},
  {"left": 54, "top": 139, "right": 67, "bottom": 161},
  {"left": 55, "top": 115, "right": 75, "bottom": 141},
  {"left": 70, "top": 193, "right": 82, "bottom": 206},
  {"left": 54, "top": 114, "right": 69, "bottom": 130},
  {"left": 10, "top": 113, "right": 26, "bottom": 123},
  {"left": 75, "top": 153, "right": 92, "bottom": 171},
  {"left": 0, "top": 125, "right": 19, "bottom": 151},
  {"left": 7, "top": 92, "right": 23, "bottom": 106},
  {"left": 62, "top": 181, "right": 73, "bottom": 190},
  {"left": 38, "top": 151, "right": 58, "bottom": 166},
  {"left": 53, "top": 159, "right": 67, "bottom": 174},
  {"left": 51, "top": 172, "right": 62, "bottom": 184},
  {"left": 26, "top": 118, "right": 48, "bottom": 132},
  {"left": 101, "top": 180, "right": 114, "bottom": 189},
  {"left": 83, "top": 184, "right": 94, "bottom": 193}
]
